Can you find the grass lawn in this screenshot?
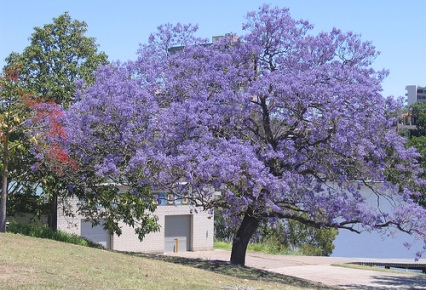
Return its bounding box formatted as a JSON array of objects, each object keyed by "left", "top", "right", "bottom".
[{"left": 0, "top": 233, "right": 334, "bottom": 289}]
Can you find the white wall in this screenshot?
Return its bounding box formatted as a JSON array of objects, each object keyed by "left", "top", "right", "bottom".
[{"left": 406, "top": 85, "right": 418, "bottom": 106}]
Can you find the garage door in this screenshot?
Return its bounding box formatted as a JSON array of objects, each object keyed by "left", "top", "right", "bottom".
[
  {"left": 81, "top": 220, "right": 110, "bottom": 249},
  {"left": 164, "top": 215, "right": 191, "bottom": 252}
]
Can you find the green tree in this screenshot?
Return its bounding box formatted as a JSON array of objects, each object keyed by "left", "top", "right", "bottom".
[
  {"left": 215, "top": 213, "right": 337, "bottom": 256},
  {"left": 407, "top": 102, "right": 426, "bottom": 137},
  {"left": 0, "top": 64, "right": 35, "bottom": 232},
  {"left": 2, "top": 12, "right": 108, "bottom": 230},
  {"left": 276, "top": 220, "right": 337, "bottom": 256},
  {"left": 405, "top": 135, "right": 426, "bottom": 207},
  {"left": 402, "top": 102, "right": 426, "bottom": 207},
  {"left": 4, "top": 12, "right": 108, "bottom": 108}
]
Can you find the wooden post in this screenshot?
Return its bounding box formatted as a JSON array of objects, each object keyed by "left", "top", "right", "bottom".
[{"left": 175, "top": 238, "right": 179, "bottom": 253}]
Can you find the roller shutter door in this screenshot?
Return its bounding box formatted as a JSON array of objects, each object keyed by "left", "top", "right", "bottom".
[
  {"left": 81, "top": 220, "right": 110, "bottom": 249},
  {"left": 164, "top": 215, "right": 191, "bottom": 252}
]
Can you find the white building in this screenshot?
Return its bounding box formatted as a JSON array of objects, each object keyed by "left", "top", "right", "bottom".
[
  {"left": 397, "top": 85, "right": 426, "bottom": 130},
  {"left": 57, "top": 191, "right": 214, "bottom": 253},
  {"left": 406, "top": 85, "right": 426, "bottom": 106}
]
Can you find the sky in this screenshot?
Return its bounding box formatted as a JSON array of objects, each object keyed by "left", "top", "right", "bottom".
[{"left": 1, "top": 0, "right": 425, "bottom": 100}]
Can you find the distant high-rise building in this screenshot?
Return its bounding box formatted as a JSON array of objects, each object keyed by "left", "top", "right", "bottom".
[
  {"left": 398, "top": 85, "right": 426, "bottom": 130},
  {"left": 406, "top": 85, "right": 426, "bottom": 106}
]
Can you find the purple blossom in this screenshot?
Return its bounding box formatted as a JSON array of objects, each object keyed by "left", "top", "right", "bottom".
[{"left": 63, "top": 5, "right": 426, "bottom": 263}]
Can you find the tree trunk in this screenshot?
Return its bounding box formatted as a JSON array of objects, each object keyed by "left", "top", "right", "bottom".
[
  {"left": 0, "top": 133, "right": 9, "bottom": 232},
  {"left": 230, "top": 210, "right": 260, "bottom": 266},
  {"left": 48, "top": 194, "right": 58, "bottom": 231}
]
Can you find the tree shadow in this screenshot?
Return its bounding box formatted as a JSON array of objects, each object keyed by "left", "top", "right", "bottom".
[
  {"left": 127, "top": 253, "right": 338, "bottom": 289},
  {"left": 341, "top": 274, "right": 426, "bottom": 290}
]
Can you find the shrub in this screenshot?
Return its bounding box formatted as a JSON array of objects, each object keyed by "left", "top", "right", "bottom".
[
  {"left": 215, "top": 213, "right": 337, "bottom": 256},
  {"left": 6, "top": 222, "right": 104, "bottom": 249}
]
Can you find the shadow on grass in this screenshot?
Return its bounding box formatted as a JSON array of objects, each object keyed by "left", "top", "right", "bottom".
[
  {"left": 341, "top": 274, "right": 426, "bottom": 290},
  {"left": 127, "top": 253, "right": 337, "bottom": 290}
]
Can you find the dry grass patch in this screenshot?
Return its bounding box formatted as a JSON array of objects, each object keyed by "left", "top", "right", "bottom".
[{"left": 0, "top": 233, "right": 334, "bottom": 289}]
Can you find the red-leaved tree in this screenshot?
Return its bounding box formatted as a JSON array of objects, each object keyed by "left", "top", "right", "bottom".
[{"left": 0, "top": 64, "right": 35, "bottom": 232}]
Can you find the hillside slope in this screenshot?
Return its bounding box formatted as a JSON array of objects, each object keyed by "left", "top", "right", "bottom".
[{"left": 0, "top": 233, "right": 305, "bottom": 289}]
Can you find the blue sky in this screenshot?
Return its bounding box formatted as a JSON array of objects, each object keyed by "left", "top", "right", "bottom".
[{"left": 1, "top": 0, "right": 425, "bottom": 100}]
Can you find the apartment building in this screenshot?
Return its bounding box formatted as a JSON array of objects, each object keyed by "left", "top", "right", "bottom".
[
  {"left": 406, "top": 85, "right": 426, "bottom": 106},
  {"left": 397, "top": 85, "right": 426, "bottom": 130}
]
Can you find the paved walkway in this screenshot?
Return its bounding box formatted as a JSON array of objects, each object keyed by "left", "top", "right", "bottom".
[{"left": 167, "top": 250, "right": 426, "bottom": 289}]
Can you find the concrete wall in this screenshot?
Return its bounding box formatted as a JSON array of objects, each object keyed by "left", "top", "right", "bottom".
[
  {"left": 191, "top": 209, "right": 214, "bottom": 251},
  {"left": 56, "top": 197, "right": 80, "bottom": 236},
  {"left": 406, "top": 85, "right": 418, "bottom": 106}
]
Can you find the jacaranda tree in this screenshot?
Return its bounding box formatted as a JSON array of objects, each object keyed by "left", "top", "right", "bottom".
[
  {"left": 61, "top": 5, "right": 426, "bottom": 266},
  {"left": 28, "top": 65, "right": 160, "bottom": 239}
]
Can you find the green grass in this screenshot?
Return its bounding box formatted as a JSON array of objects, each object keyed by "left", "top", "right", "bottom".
[
  {"left": 214, "top": 240, "right": 233, "bottom": 250},
  {"left": 6, "top": 221, "right": 104, "bottom": 249},
  {"left": 332, "top": 263, "right": 423, "bottom": 276},
  {"left": 0, "top": 233, "right": 335, "bottom": 289}
]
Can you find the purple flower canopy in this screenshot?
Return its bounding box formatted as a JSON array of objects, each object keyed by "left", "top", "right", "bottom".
[{"left": 65, "top": 5, "right": 426, "bottom": 261}]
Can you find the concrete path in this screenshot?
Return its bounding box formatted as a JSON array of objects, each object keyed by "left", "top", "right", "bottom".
[{"left": 167, "top": 250, "right": 426, "bottom": 289}]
